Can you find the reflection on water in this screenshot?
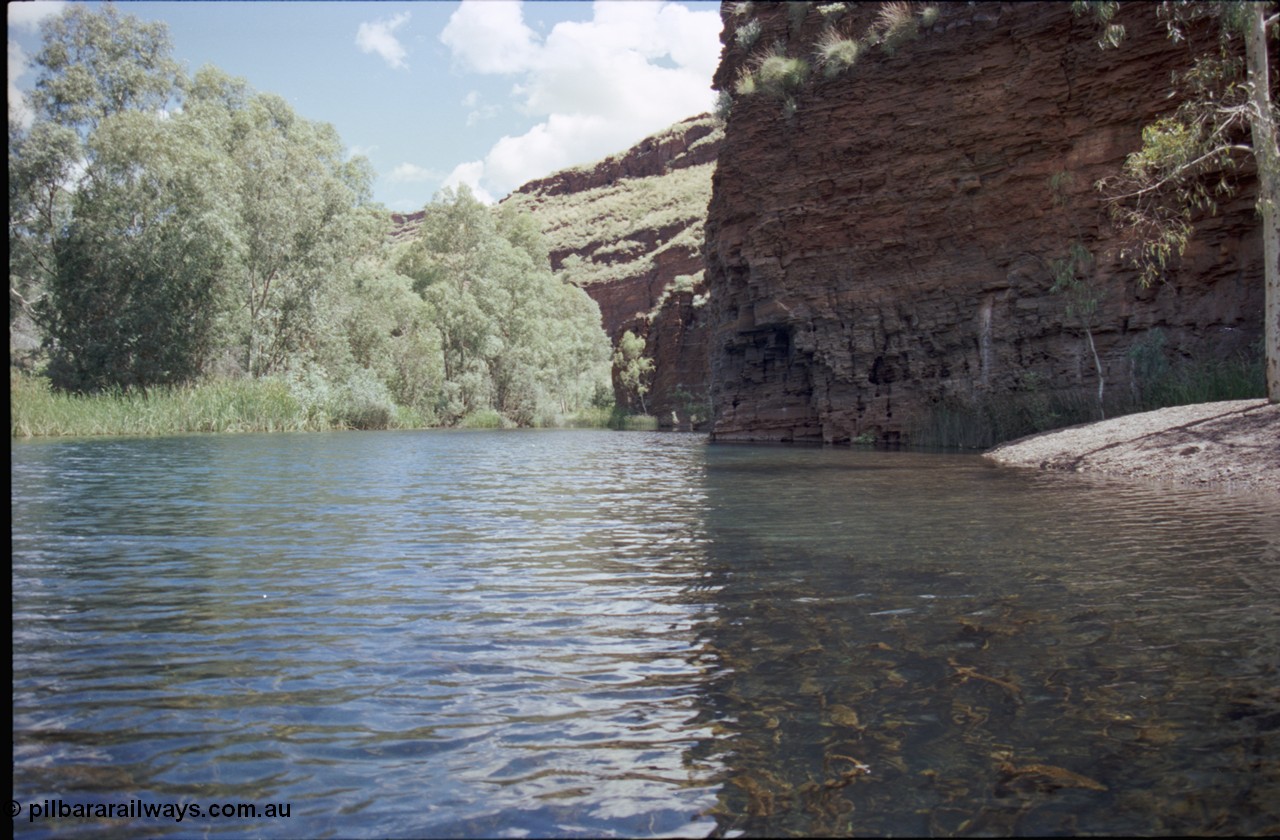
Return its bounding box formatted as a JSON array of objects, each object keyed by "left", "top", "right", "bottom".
[
  {"left": 692, "top": 445, "right": 1280, "bottom": 836},
  {"left": 11, "top": 431, "right": 1280, "bottom": 837}
]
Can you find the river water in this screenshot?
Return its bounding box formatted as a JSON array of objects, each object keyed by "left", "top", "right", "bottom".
[{"left": 11, "top": 430, "right": 1280, "bottom": 837}]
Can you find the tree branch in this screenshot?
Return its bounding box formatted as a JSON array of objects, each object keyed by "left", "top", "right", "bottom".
[
  {"left": 1102, "top": 143, "right": 1254, "bottom": 202},
  {"left": 10, "top": 286, "right": 46, "bottom": 315}
]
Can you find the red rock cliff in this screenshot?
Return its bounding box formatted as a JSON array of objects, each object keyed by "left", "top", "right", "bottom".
[{"left": 706, "top": 1, "right": 1266, "bottom": 443}]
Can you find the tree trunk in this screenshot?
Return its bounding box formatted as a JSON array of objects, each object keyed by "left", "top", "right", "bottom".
[
  {"left": 1085, "top": 327, "right": 1105, "bottom": 419},
  {"left": 1246, "top": 4, "right": 1279, "bottom": 402}
]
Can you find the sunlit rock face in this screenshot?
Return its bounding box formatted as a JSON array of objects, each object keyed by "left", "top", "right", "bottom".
[
  {"left": 505, "top": 114, "right": 723, "bottom": 427},
  {"left": 705, "top": 2, "right": 1265, "bottom": 443}
]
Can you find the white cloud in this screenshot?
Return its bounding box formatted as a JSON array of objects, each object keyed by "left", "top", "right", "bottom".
[
  {"left": 442, "top": 160, "right": 496, "bottom": 205},
  {"left": 462, "top": 90, "right": 499, "bottom": 127},
  {"left": 439, "top": 0, "right": 537, "bottom": 75},
  {"left": 7, "top": 1, "right": 66, "bottom": 32},
  {"left": 438, "top": 0, "right": 721, "bottom": 200},
  {"left": 388, "top": 162, "right": 442, "bottom": 184},
  {"left": 8, "top": 39, "right": 35, "bottom": 128},
  {"left": 8, "top": 2, "right": 67, "bottom": 130},
  {"left": 356, "top": 11, "right": 411, "bottom": 70}
]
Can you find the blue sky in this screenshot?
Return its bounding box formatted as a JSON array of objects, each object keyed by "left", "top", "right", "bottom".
[{"left": 8, "top": 0, "right": 723, "bottom": 211}]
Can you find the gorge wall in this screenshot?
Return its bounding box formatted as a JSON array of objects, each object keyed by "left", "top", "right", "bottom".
[
  {"left": 705, "top": 1, "right": 1266, "bottom": 443},
  {"left": 503, "top": 115, "right": 723, "bottom": 427}
]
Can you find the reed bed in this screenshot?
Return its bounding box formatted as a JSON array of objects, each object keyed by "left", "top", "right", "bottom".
[
  {"left": 11, "top": 372, "right": 324, "bottom": 438},
  {"left": 909, "top": 350, "right": 1265, "bottom": 450},
  {"left": 10, "top": 370, "right": 626, "bottom": 437}
]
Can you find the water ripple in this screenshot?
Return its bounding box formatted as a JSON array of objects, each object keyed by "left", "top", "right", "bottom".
[{"left": 12, "top": 431, "right": 1280, "bottom": 837}]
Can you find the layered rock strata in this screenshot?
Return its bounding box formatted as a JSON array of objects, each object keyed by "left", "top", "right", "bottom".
[{"left": 705, "top": 1, "right": 1266, "bottom": 443}]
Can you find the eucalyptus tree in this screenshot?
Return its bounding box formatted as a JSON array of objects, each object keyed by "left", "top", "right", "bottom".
[
  {"left": 341, "top": 261, "right": 444, "bottom": 417},
  {"left": 10, "top": 0, "right": 184, "bottom": 334},
  {"left": 1084, "top": 0, "right": 1279, "bottom": 401},
  {"left": 38, "top": 109, "right": 238, "bottom": 392},
  {"left": 396, "top": 186, "right": 611, "bottom": 424},
  {"left": 185, "top": 66, "right": 383, "bottom": 378},
  {"left": 397, "top": 186, "right": 497, "bottom": 415},
  {"left": 10, "top": 2, "right": 234, "bottom": 392},
  {"left": 613, "top": 329, "right": 654, "bottom": 415},
  {"left": 26, "top": 2, "right": 184, "bottom": 136}
]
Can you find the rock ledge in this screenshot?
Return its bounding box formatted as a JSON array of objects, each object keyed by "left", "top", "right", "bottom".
[{"left": 984, "top": 400, "right": 1280, "bottom": 493}]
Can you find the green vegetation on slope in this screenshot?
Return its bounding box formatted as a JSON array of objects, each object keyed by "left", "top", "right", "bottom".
[{"left": 500, "top": 119, "right": 720, "bottom": 290}]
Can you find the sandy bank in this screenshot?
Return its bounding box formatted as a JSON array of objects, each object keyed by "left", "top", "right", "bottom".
[{"left": 984, "top": 399, "right": 1280, "bottom": 494}]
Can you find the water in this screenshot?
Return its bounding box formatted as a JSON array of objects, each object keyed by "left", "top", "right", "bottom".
[{"left": 11, "top": 430, "right": 1280, "bottom": 837}]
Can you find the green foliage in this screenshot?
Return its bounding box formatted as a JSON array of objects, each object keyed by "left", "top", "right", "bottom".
[
  {"left": 734, "top": 44, "right": 812, "bottom": 118},
  {"left": 668, "top": 384, "right": 712, "bottom": 428},
  {"left": 909, "top": 339, "right": 1264, "bottom": 449},
  {"left": 328, "top": 367, "right": 397, "bottom": 430},
  {"left": 910, "top": 368, "right": 1106, "bottom": 450},
  {"left": 1050, "top": 242, "right": 1101, "bottom": 325},
  {"left": 9, "top": 120, "right": 79, "bottom": 328},
  {"left": 727, "top": 0, "right": 939, "bottom": 119},
  {"left": 612, "top": 411, "right": 659, "bottom": 431},
  {"left": 13, "top": 3, "right": 205, "bottom": 393},
  {"left": 612, "top": 329, "right": 655, "bottom": 415},
  {"left": 186, "top": 67, "right": 382, "bottom": 377},
  {"left": 15, "top": 6, "right": 380, "bottom": 394},
  {"left": 1047, "top": 171, "right": 1107, "bottom": 418},
  {"left": 1090, "top": 1, "right": 1278, "bottom": 406},
  {"left": 11, "top": 3, "right": 619, "bottom": 434},
  {"left": 788, "top": 2, "right": 813, "bottom": 32},
  {"left": 1093, "top": 4, "right": 1267, "bottom": 287},
  {"left": 1072, "top": 1, "right": 1125, "bottom": 50},
  {"left": 501, "top": 146, "right": 716, "bottom": 289},
  {"left": 341, "top": 261, "right": 443, "bottom": 418},
  {"left": 29, "top": 3, "right": 184, "bottom": 135},
  {"left": 395, "top": 185, "right": 612, "bottom": 426},
  {"left": 35, "top": 94, "right": 237, "bottom": 393},
  {"left": 714, "top": 88, "right": 734, "bottom": 123},
  {"left": 458, "top": 408, "right": 512, "bottom": 429}
]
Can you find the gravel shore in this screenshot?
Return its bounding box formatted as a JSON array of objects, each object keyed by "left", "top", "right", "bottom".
[{"left": 984, "top": 399, "right": 1280, "bottom": 494}]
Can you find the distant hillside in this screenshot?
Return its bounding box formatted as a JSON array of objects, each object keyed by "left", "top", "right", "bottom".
[
  {"left": 503, "top": 114, "right": 723, "bottom": 428},
  {"left": 502, "top": 114, "right": 719, "bottom": 320},
  {"left": 386, "top": 115, "right": 723, "bottom": 427}
]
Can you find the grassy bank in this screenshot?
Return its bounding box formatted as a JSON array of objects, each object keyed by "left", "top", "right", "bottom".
[
  {"left": 9, "top": 371, "right": 647, "bottom": 438},
  {"left": 11, "top": 371, "right": 327, "bottom": 437}
]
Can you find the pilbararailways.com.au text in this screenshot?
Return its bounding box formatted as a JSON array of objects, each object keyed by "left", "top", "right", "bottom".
[{"left": 17, "top": 798, "right": 291, "bottom": 823}]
